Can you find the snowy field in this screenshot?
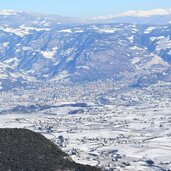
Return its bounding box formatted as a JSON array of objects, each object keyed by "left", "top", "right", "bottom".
[{"left": 0, "top": 81, "right": 171, "bottom": 171}]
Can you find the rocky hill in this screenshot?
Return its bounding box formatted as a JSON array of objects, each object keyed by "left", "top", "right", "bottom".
[{"left": 0, "top": 128, "right": 101, "bottom": 171}]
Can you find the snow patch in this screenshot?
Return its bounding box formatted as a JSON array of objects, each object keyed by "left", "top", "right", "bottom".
[
  {"left": 128, "top": 36, "right": 134, "bottom": 42},
  {"left": 41, "top": 50, "right": 56, "bottom": 59},
  {"left": 59, "top": 29, "right": 72, "bottom": 33},
  {"left": 155, "top": 36, "right": 171, "bottom": 52},
  {"left": 77, "top": 66, "right": 90, "bottom": 70},
  {"left": 3, "top": 42, "right": 9, "bottom": 48},
  {"left": 94, "top": 27, "right": 122, "bottom": 33},
  {"left": 4, "top": 57, "right": 20, "bottom": 68},
  {"left": 144, "top": 27, "right": 156, "bottom": 34}
]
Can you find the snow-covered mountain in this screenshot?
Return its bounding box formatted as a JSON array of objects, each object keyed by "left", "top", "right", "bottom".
[
  {"left": 0, "top": 10, "right": 171, "bottom": 90},
  {"left": 92, "top": 8, "right": 171, "bottom": 24},
  {"left": 0, "top": 10, "right": 85, "bottom": 28},
  {"left": 116, "top": 8, "right": 171, "bottom": 17}
]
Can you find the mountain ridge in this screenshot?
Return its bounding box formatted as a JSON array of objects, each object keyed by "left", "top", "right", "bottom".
[
  {"left": 92, "top": 8, "right": 171, "bottom": 19},
  {"left": 91, "top": 8, "right": 171, "bottom": 25},
  {"left": 1, "top": 8, "right": 171, "bottom": 25},
  {"left": 0, "top": 10, "right": 171, "bottom": 90}
]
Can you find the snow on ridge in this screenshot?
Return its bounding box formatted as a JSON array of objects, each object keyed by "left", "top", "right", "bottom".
[
  {"left": 0, "top": 25, "right": 50, "bottom": 37},
  {"left": 92, "top": 26, "right": 122, "bottom": 33},
  {"left": 97, "top": 28, "right": 119, "bottom": 33},
  {"left": 59, "top": 29, "right": 72, "bottom": 33},
  {"left": 0, "top": 26, "right": 30, "bottom": 37},
  {"left": 0, "top": 10, "right": 21, "bottom": 16},
  {"left": 19, "top": 25, "right": 50, "bottom": 32}
]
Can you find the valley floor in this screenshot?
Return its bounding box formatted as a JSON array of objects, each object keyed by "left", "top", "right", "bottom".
[{"left": 0, "top": 81, "right": 171, "bottom": 171}]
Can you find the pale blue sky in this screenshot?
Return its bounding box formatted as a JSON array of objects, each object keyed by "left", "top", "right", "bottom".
[{"left": 0, "top": 0, "right": 171, "bottom": 18}]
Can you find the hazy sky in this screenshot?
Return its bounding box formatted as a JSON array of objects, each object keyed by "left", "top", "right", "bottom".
[{"left": 0, "top": 0, "right": 171, "bottom": 18}]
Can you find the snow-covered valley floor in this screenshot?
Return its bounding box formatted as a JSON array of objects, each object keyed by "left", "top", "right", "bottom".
[{"left": 0, "top": 81, "right": 171, "bottom": 171}]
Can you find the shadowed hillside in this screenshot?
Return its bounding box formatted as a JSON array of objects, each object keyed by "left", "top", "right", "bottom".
[{"left": 0, "top": 128, "right": 101, "bottom": 171}]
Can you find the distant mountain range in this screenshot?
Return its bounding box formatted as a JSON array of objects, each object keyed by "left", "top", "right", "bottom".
[
  {"left": 0, "top": 9, "right": 171, "bottom": 90},
  {"left": 91, "top": 8, "right": 171, "bottom": 25}
]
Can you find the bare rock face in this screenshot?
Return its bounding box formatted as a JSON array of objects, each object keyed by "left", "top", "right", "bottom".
[{"left": 0, "top": 128, "right": 101, "bottom": 171}]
